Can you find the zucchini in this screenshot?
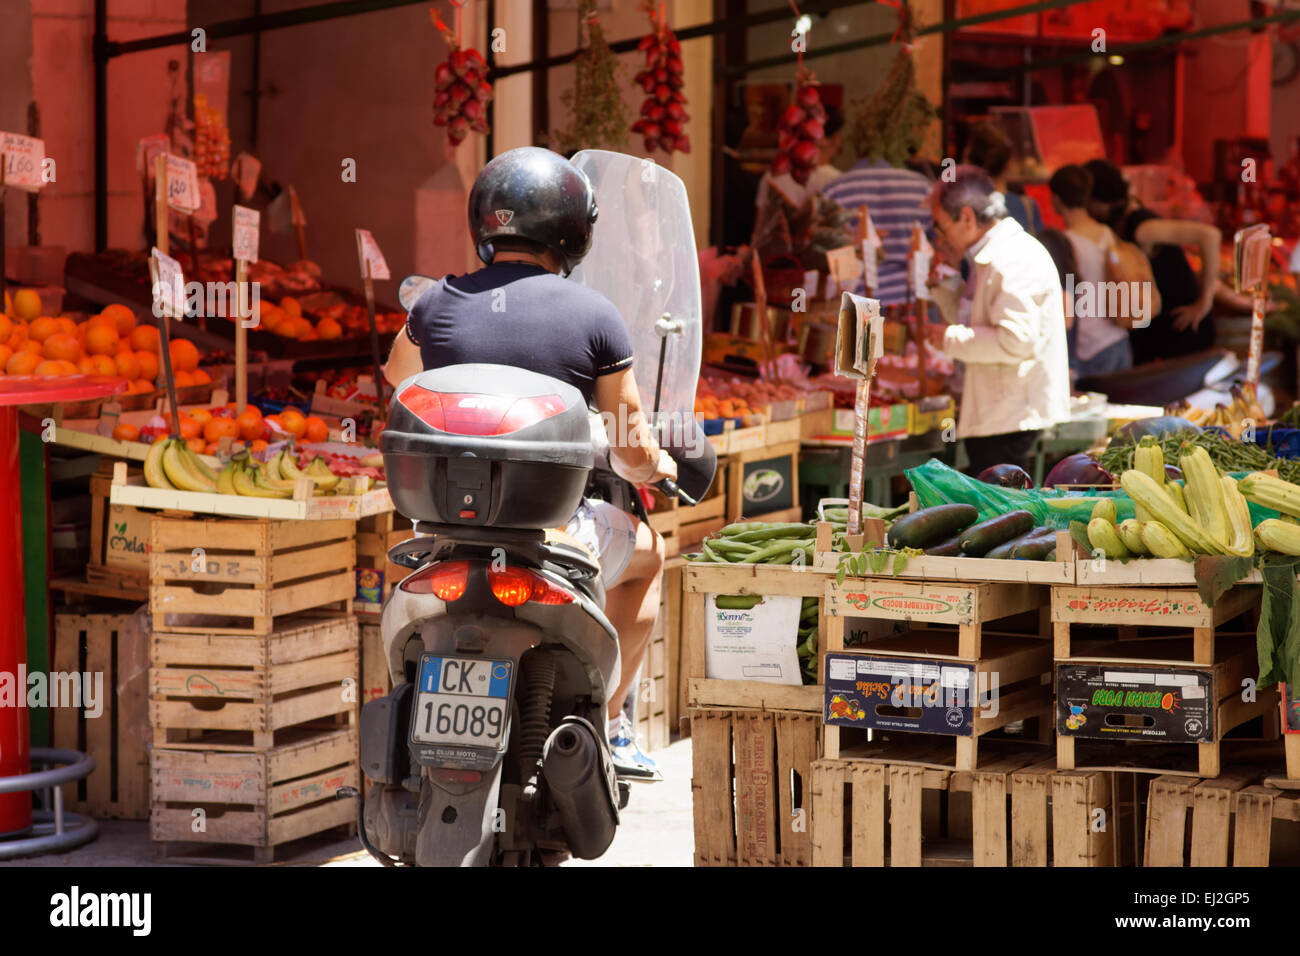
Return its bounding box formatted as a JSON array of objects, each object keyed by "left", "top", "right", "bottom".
[
  {"left": 958, "top": 510, "right": 1035, "bottom": 556},
  {"left": 1010, "top": 535, "right": 1057, "bottom": 560},
  {"left": 886, "top": 504, "right": 979, "bottom": 550},
  {"left": 713, "top": 594, "right": 762, "bottom": 610},
  {"left": 1090, "top": 499, "right": 1117, "bottom": 524}
]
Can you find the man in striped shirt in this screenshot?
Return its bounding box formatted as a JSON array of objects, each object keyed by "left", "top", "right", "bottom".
[{"left": 821, "top": 157, "right": 934, "bottom": 306}]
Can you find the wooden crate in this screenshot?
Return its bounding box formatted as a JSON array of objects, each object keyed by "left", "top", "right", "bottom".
[
  {"left": 151, "top": 727, "right": 358, "bottom": 864},
  {"left": 1144, "top": 769, "right": 1300, "bottom": 866},
  {"left": 822, "top": 575, "right": 1052, "bottom": 769},
  {"left": 87, "top": 463, "right": 150, "bottom": 597},
  {"left": 726, "top": 441, "right": 800, "bottom": 523},
  {"left": 1052, "top": 584, "right": 1277, "bottom": 778},
  {"left": 150, "top": 614, "right": 359, "bottom": 751},
  {"left": 691, "top": 708, "right": 821, "bottom": 866},
  {"left": 359, "top": 620, "right": 391, "bottom": 708},
  {"left": 355, "top": 511, "right": 396, "bottom": 615},
  {"left": 149, "top": 514, "right": 356, "bottom": 635},
  {"left": 809, "top": 750, "right": 1132, "bottom": 866},
  {"left": 51, "top": 612, "right": 150, "bottom": 820}
]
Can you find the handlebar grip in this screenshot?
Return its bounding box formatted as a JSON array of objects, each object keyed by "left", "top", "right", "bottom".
[{"left": 656, "top": 478, "right": 697, "bottom": 508}]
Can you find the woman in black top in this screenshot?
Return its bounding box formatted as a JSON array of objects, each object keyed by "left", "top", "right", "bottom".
[{"left": 1083, "top": 159, "right": 1221, "bottom": 365}]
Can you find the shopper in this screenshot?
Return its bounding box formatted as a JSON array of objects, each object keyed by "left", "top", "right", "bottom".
[
  {"left": 927, "top": 165, "right": 1070, "bottom": 476},
  {"left": 1084, "top": 158, "right": 1221, "bottom": 364},
  {"left": 384, "top": 147, "right": 675, "bottom": 780},
  {"left": 754, "top": 105, "right": 845, "bottom": 212},
  {"left": 1048, "top": 164, "right": 1133, "bottom": 378},
  {"left": 964, "top": 121, "right": 1043, "bottom": 236},
  {"left": 821, "top": 139, "right": 933, "bottom": 307}
]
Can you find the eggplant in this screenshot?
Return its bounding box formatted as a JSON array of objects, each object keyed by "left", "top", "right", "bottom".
[
  {"left": 1164, "top": 463, "right": 1183, "bottom": 482},
  {"left": 1113, "top": 416, "right": 1201, "bottom": 443},
  {"left": 976, "top": 464, "right": 1034, "bottom": 489},
  {"left": 1042, "top": 453, "right": 1114, "bottom": 489}
]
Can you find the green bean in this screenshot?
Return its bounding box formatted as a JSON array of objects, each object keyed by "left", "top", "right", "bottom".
[
  {"left": 745, "top": 538, "right": 815, "bottom": 563},
  {"left": 701, "top": 540, "right": 724, "bottom": 563},
  {"left": 714, "top": 594, "right": 762, "bottom": 610},
  {"left": 726, "top": 524, "right": 817, "bottom": 543}
]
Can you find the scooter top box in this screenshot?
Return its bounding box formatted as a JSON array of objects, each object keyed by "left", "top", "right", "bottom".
[{"left": 381, "top": 364, "right": 593, "bottom": 529}]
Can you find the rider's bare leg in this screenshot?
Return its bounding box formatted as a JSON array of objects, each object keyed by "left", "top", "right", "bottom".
[{"left": 603, "top": 520, "right": 665, "bottom": 722}]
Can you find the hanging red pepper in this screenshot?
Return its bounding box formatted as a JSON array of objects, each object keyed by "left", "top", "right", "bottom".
[
  {"left": 630, "top": 2, "right": 690, "bottom": 155},
  {"left": 771, "top": 2, "right": 824, "bottom": 185},
  {"left": 431, "top": 2, "right": 492, "bottom": 147}
]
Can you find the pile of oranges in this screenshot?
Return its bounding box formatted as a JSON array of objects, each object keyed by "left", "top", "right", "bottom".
[
  {"left": 0, "top": 290, "right": 212, "bottom": 393},
  {"left": 111, "top": 401, "right": 329, "bottom": 457},
  {"left": 255, "top": 296, "right": 344, "bottom": 341}
]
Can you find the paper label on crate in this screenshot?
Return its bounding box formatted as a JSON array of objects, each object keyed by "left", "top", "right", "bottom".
[
  {"left": 704, "top": 594, "right": 802, "bottom": 684},
  {"left": 824, "top": 653, "right": 976, "bottom": 735},
  {"left": 231, "top": 151, "right": 262, "bottom": 201},
  {"left": 355, "top": 228, "right": 391, "bottom": 281},
  {"left": 1, "top": 132, "right": 46, "bottom": 191},
  {"left": 150, "top": 247, "right": 186, "bottom": 319},
  {"left": 232, "top": 204, "right": 260, "bottom": 263},
  {"left": 1056, "top": 663, "right": 1214, "bottom": 743}
]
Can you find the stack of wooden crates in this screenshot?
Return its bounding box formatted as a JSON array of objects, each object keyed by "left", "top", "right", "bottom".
[{"left": 147, "top": 513, "right": 362, "bottom": 863}]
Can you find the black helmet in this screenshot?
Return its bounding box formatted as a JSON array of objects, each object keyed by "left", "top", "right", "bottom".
[{"left": 468, "top": 147, "right": 598, "bottom": 276}]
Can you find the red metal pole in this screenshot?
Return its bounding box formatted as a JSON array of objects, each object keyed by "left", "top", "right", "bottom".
[{"left": 0, "top": 407, "right": 32, "bottom": 835}]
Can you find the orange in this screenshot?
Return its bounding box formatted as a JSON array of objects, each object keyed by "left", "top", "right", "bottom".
[
  {"left": 204, "top": 417, "right": 240, "bottom": 442},
  {"left": 6, "top": 351, "right": 39, "bottom": 375},
  {"left": 87, "top": 312, "right": 118, "bottom": 331},
  {"left": 129, "top": 325, "right": 161, "bottom": 353},
  {"left": 279, "top": 407, "right": 306, "bottom": 436},
  {"left": 34, "top": 360, "right": 69, "bottom": 377},
  {"left": 89, "top": 354, "right": 118, "bottom": 376},
  {"left": 235, "top": 407, "right": 264, "bottom": 440},
  {"left": 256, "top": 306, "right": 283, "bottom": 332},
  {"left": 249, "top": 439, "right": 268, "bottom": 454},
  {"left": 187, "top": 408, "right": 213, "bottom": 426},
  {"left": 135, "top": 350, "right": 159, "bottom": 382},
  {"left": 128, "top": 378, "right": 154, "bottom": 394},
  {"left": 43, "top": 333, "right": 81, "bottom": 362},
  {"left": 280, "top": 296, "right": 302, "bottom": 317},
  {"left": 12, "top": 289, "right": 42, "bottom": 320},
  {"left": 102, "top": 303, "right": 136, "bottom": 336},
  {"left": 186, "top": 437, "right": 208, "bottom": 455},
  {"left": 114, "top": 352, "right": 141, "bottom": 380},
  {"left": 272, "top": 320, "right": 296, "bottom": 338},
  {"left": 172, "top": 369, "right": 196, "bottom": 388},
  {"left": 20, "top": 339, "right": 44, "bottom": 356},
  {"left": 112, "top": 423, "right": 140, "bottom": 442},
  {"left": 29, "top": 316, "right": 60, "bottom": 342},
  {"left": 0, "top": 345, "right": 11, "bottom": 370},
  {"left": 76, "top": 355, "right": 95, "bottom": 374},
  {"left": 264, "top": 414, "right": 285, "bottom": 433},
  {"left": 169, "top": 338, "right": 200, "bottom": 372},
  {"left": 190, "top": 368, "right": 212, "bottom": 385},
  {"left": 55, "top": 317, "right": 77, "bottom": 336},
  {"left": 85, "top": 324, "right": 119, "bottom": 356},
  {"left": 316, "top": 318, "right": 343, "bottom": 340},
  {"left": 296, "top": 324, "right": 319, "bottom": 341},
  {"left": 178, "top": 416, "right": 202, "bottom": 440},
  {"left": 303, "top": 416, "right": 329, "bottom": 443},
  {"left": 0, "top": 315, "right": 11, "bottom": 341}
]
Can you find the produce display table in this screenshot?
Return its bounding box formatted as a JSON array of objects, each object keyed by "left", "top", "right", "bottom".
[{"left": 0, "top": 376, "right": 126, "bottom": 838}]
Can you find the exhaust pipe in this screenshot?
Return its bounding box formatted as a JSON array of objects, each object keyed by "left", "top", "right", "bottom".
[{"left": 541, "top": 717, "right": 619, "bottom": 860}]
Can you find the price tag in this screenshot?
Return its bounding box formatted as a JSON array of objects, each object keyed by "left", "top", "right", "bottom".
[
  {"left": 193, "top": 178, "right": 218, "bottom": 225},
  {"left": 355, "top": 229, "right": 391, "bottom": 280},
  {"left": 1, "top": 132, "right": 46, "bottom": 191},
  {"left": 157, "top": 154, "right": 200, "bottom": 213},
  {"left": 150, "top": 247, "right": 186, "bottom": 319},
  {"left": 231, "top": 152, "right": 262, "bottom": 201},
  {"left": 826, "top": 245, "right": 861, "bottom": 287},
  {"left": 1234, "top": 223, "right": 1271, "bottom": 294},
  {"left": 136, "top": 133, "right": 169, "bottom": 176},
  {"left": 232, "top": 205, "right": 260, "bottom": 263}
]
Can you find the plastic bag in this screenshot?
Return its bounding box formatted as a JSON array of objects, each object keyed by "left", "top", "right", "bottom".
[{"left": 906, "top": 458, "right": 1134, "bottom": 529}]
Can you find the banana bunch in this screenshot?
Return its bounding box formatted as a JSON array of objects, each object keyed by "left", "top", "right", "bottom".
[
  {"left": 144, "top": 440, "right": 344, "bottom": 499},
  {"left": 1168, "top": 384, "right": 1266, "bottom": 438},
  {"left": 144, "top": 437, "right": 221, "bottom": 493}
]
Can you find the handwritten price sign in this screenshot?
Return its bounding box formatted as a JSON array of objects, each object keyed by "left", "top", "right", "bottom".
[
  {"left": 155, "top": 154, "right": 200, "bottom": 213},
  {"left": 2, "top": 132, "right": 46, "bottom": 191},
  {"left": 150, "top": 247, "right": 186, "bottom": 319},
  {"left": 233, "top": 205, "right": 260, "bottom": 263},
  {"left": 355, "top": 229, "right": 390, "bottom": 280}
]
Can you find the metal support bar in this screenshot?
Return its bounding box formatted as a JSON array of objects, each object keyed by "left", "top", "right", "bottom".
[{"left": 93, "top": 0, "right": 108, "bottom": 252}]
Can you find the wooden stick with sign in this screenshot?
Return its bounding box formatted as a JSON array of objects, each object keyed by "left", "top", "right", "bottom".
[
  {"left": 289, "top": 186, "right": 307, "bottom": 261},
  {"left": 148, "top": 248, "right": 185, "bottom": 438},
  {"left": 750, "top": 252, "right": 771, "bottom": 383},
  {"left": 1234, "top": 224, "right": 1272, "bottom": 387},
  {"left": 356, "top": 229, "right": 390, "bottom": 420},
  {"left": 154, "top": 153, "right": 170, "bottom": 258},
  {"left": 835, "top": 293, "right": 883, "bottom": 537},
  {"left": 231, "top": 204, "right": 260, "bottom": 416},
  {"left": 909, "top": 223, "right": 930, "bottom": 400}
]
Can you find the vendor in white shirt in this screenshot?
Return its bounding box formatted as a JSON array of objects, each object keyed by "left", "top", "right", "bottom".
[
  {"left": 928, "top": 165, "right": 1071, "bottom": 476},
  {"left": 753, "top": 106, "right": 844, "bottom": 211}
]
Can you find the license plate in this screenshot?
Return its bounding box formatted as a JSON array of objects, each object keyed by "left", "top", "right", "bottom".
[{"left": 410, "top": 655, "right": 513, "bottom": 751}]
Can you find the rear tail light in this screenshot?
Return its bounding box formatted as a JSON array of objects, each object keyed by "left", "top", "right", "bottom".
[
  {"left": 401, "top": 560, "right": 470, "bottom": 601},
  {"left": 397, "top": 385, "right": 566, "bottom": 436},
  {"left": 487, "top": 566, "right": 574, "bottom": 606}
]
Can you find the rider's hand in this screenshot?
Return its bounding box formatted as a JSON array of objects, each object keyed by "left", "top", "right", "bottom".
[{"left": 647, "top": 448, "right": 678, "bottom": 485}]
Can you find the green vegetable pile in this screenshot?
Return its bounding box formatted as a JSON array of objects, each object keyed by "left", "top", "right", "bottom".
[{"left": 1099, "top": 429, "right": 1300, "bottom": 485}]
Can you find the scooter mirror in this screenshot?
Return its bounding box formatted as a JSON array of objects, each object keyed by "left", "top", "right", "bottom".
[{"left": 398, "top": 274, "right": 439, "bottom": 312}]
